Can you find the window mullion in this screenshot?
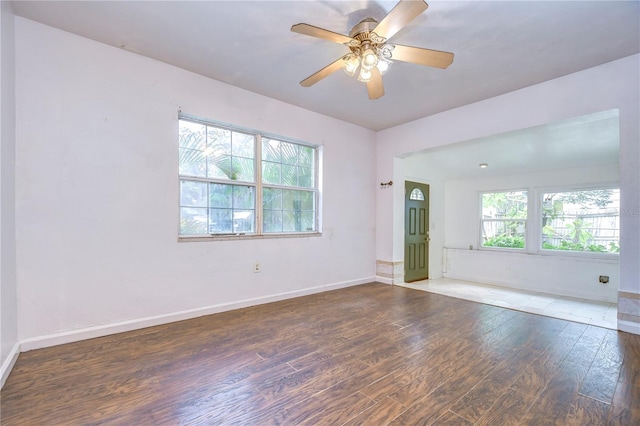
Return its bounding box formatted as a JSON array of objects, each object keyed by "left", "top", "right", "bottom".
[
  {"left": 527, "top": 190, "right": 538, "bottom": 253},
  {"left": 256, "top": 134, "right": 263, "bottom": 235}
]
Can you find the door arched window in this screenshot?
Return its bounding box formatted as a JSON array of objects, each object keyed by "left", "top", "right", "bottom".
[{"left": 410, "top": 188, "right": 425, "bottom": 201}]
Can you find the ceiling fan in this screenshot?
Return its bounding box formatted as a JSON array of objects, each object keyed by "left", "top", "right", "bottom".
[{"left": 291, "top": 0, "right": 454, "bottom": 100}]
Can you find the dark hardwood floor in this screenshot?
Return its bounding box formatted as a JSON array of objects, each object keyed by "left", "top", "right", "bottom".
[{"left": 2, "top": 283, "right": 639, "bottom": 425}]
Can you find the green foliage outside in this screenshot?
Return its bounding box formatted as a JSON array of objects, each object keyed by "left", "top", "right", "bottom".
[
  {"left": 483, "top": 234, "right": 525, "bottom": 248},
  {"left": 542, "top": 240, "right": 620, "bottom": 253}
]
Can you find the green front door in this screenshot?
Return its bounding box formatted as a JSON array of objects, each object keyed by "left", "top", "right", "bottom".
[{"left": 404, "top": 181, "right": 430, "bottom": 282}]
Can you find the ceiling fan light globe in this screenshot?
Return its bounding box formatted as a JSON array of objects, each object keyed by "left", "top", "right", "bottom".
[
  {"left": 343, "top": 54, "right": 360, "bottom": 77},
  {"left": 380, "top": 44, "right": 394, "bottom": 59},
  {"left": 361, "top": 48, "right": 379, "bottom": 70},
  {"left": 377, "top": 57, "right": 392, "bottom": 75},
  {"left": 357, "top": 68, "right": 372, "bottom": 82}
]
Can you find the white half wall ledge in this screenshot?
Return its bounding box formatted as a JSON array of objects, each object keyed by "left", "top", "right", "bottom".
[
  {"left": 19, "top": 277, "right": 375, "bottom": 352},
  {"left": 618, "top": 320, "right": 640, "bottom": 336},
  {"left": 443, "top": 248, "right": 619, "bottom": 303},
  {"left": 376, "top": 259, "right": 404, "bottom": 284},
  {"left": 0, "top": 343, "right": 20, "bottom": 389}
]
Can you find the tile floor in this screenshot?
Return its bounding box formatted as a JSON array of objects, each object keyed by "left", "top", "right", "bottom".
[{"left": 397, "top": 277, "right": 618, "bottom": 330}]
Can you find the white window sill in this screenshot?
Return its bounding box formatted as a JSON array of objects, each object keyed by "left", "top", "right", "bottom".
[
  {"left": 478, "top": 246, "right": 619, "bottom": 262},
  {"left": 178, "top": 232, "right": 322, "bottom": 242}
]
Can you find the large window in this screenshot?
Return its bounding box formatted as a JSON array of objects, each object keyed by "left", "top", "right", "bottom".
[
  {"left": 480, "top": 191, "right": 528, "bottom": 249},
  {"left": 478, "top": 187, "right": 620, "bottom": 256},
  {"left": 178, "top": 117, "right": 318, "bottom": 237},
  {"left": 541, "top": 188, "right": 619, "bottom": 253}
]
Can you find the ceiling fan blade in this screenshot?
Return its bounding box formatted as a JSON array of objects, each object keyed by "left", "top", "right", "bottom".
[
  {"left": 391, "top": 44, "right": 454, "bottom": 69},
  {"left": 373, "top": 0, "right": 428, "bottom": 40},
  {"left": 291, "top": 23, "right": 354, "bottom": 45},
  {"left": 300, "top": 56, "right": 347, "bottom": 87},
  {"left": 366, "top": 67, "right": 385, "bottom": 100}
]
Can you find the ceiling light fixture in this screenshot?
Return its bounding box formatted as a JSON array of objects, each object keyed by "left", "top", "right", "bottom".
[
  {"left": 291, "top": 0, "right": 455, "bottom": 100},
  {"left": 343, "top": 53, "right": 360, "bottom": 77},
  {"left": 357, "top": 67, "right": 373, "bottom": 83},
  {"left": 479, "top": 163, "right": 488, "bottom": 168},
  {"left": 343, "top": 42, "right": 393, "bottom": 81}
]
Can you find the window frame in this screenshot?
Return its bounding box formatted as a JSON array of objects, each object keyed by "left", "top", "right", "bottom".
[{"left": 178, "top": 114, "right": 322, "bottom": 241}]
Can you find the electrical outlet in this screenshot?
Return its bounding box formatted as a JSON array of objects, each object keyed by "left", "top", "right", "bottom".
[
  {"left": 254, "top": 262, "right": 260, "bottom": 273},
  {"left": 599, "top": 275, "right": 609, "bottom": 284}
]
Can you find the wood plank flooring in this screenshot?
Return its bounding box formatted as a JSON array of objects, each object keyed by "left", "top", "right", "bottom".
[{"left": 2, "top": 283, "right": 639, "bottom": 425}]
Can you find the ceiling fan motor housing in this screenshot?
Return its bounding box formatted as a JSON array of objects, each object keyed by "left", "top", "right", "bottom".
[
  {"left": 348, "top": 18, "right": 386, "bottom": 55},
  {"left": 349, "top": 18, "right": 379, "bottom": 38}
]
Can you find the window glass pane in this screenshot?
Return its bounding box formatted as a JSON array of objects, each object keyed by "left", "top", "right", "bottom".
[
  {"left": 231, "top": 156, "right": 254, "bottom": 181},
  {"left": 233, "top": 186, "right": 255, "bottom": 209},
  {"left": 179, "top": 120, "right": 206, "bottom": 150},
  {"left": 179, "top": 148, "right": 206, "bottom": 177},
  {"left": 299, "top": 191, "right": 315, "bottom": 210},
  {"left": 262, "top": 162, "right": 281, "bottom": 185},
  {"left": 482, "top": 191, "right": 527, "bottom": 219},
  {"left": 283, "top": 210, "right": 299, "bottom": 232},
  {"left": 262, "top": 138, "right": 281, "bottom": 162},
  {"left": 207, "top": 127, "right": 231, "bottom": 155},
  {"left": 232, "top": 132, "right": 255, "bottom": 158},
  {"left": 208, "top": 155, "right": 232, "bottom": 180},
  {"left": 209, "top": 208, "right": 233, "bottom": 233},
  {"left": 541, "top": 189, "right": 620, "bottom": 253},
  {"left": 261, "top": 138, "right": 315, "bottom": 190},
  {"left": 209, "top": 183, "right": 232, "bottom": 208},
  {"left": 233, "top": 210, "right": 255, "bottom": 233},
  {"left": 263, "top": 210, "right": 283, "bottom": 233},
  {"left": 281, "top": 165, "right": 297, "bottom": 186},
  {"left": 180, "top": 180, "right": 207, "bottom": 207},
  {"left": 481, "top": 190, "right": 527, "bottom": 249},
  {"left": 263, "top": 188, "right": 282, "bottom": 210},
  {"left": 180, "top": 207, "right": 207, "bottom": 234},
  {"left": 301, "top": 211, "right": 316, "bottom": 232},
  {"left": 280, "top": 142, "right": 298, "bottom": 165},
  {"left": 282, "top": 189, "right": 296, "bottom": 209},
  {"left": 299, "top": 146, "right": 314, "bottom": 167},
  {"left": 298, "top": 166, "right": 313, "bottom": 188}
]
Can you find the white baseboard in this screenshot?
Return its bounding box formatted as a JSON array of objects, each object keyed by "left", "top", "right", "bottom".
[
  {"left": 1, "top": 342, "right": 20, "bottom": 389},
  {"left": 442, "top": 272, "right": 616, "bottom": 303},
  {"left": 375, "top": 276, "right": 393, "bottom": 285},
  {"left": 618, "top": 319, "right": 640, "bottom": 336},
  {"left": 20, "top": 277, "right": 376, "bottom": 352}
]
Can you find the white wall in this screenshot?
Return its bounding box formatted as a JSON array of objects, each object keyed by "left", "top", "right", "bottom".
[
  {"left": 0, "top": 0, "right": 18, "bottom": 386},
  {"left": 14, "top": 17, "right": 377, "bottom": 347},
  {"left": 376, "top": 55, "right": 639, "bottom": 330}
]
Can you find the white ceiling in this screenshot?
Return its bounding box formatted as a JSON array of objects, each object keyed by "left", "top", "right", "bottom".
[
  {"left": 406, "top": 109, "right": 620, "bottom": 179},
  {"left": 10, "top": 1, "right": 633, "bottom": 176},
  {"left": 11, "top": 0, "right": 640, "bottom": 131}
]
